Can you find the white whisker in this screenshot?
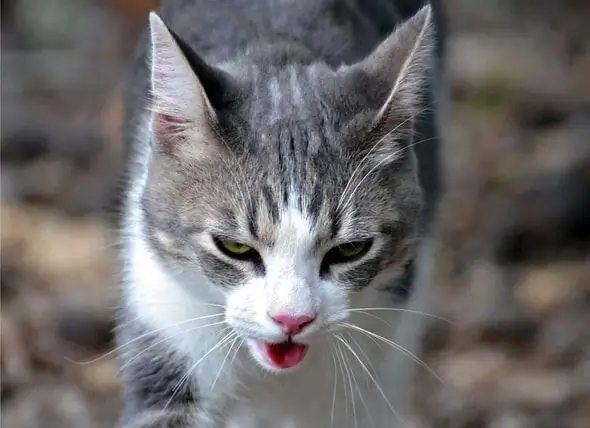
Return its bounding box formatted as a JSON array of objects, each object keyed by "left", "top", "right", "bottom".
[
  {"left": 335, "top": 334, "right": 403, "bottom": 424},
  {"left": 340, "top": 135, "right": 437, "bottom": 214},
  {"left": 348, "top": 307, "right": 450, "bottom": 323},
  {"left": 210, "top": 333, "right": 240, "bottom": 391},
  {"left": 119, "top": 320, "right": 227, "bottom": 372},
  {"left": 67, "top": 313, "right": 225, "bottom": 365},
  {"left": 333, "top": 340, "right": 350, "bottom": 419},
  {"left": 228, "top": 337, "right": 244, "bottom": 369},
  {"left": 336, "top": 340, "right": 356, "bottom": 427},
  {"left": 340, "top": 322, "right": 445, "bottom": 385},
  {"left": 346, "top": 333, "right": 376, "bottom": 428},
  {"left": 328, "top": 342, "right": 339, "bottom": 428},
  {"left": 346, "top": 332, "right": 377, "bottom": 381},
  {"left": 164, "top": 329, "right": 236, "bottom": 410},
  {"left": 337, "top": 111, "right": 427, "bottom": 212}
]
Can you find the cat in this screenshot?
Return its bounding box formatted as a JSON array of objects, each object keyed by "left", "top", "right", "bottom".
[{"left": 116, "top": 0, "right": 443, "bottom": 427}]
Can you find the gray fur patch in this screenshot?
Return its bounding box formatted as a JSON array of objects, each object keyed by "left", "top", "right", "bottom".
[{"left": 116, "top": 310, "right": 197, "bottom": 422}]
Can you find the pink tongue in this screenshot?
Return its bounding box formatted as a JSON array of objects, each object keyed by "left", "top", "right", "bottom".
[{"left": 265, "top": 342, "right": 307, "bottom": 368}]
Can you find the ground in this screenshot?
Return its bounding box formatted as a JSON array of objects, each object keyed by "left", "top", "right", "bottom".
[{"left": 1, "top": 1, "right": 589, "bottom": 427}]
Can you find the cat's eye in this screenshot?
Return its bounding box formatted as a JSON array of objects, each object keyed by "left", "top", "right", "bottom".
[
  {"left": 212, "top": 237, "right": 264, "bottom": 266},
  {"left": 320, "top": 240, "right": 373, "bottom": 274},
  {"left": 216, "top": 240, "right": 253, "bottom": 255},
  {"left": 336, "top": 242, "right": 368, "bottom": 258},
  {"left": 212, "top": 237, "right": 265, "bottom": 273}
]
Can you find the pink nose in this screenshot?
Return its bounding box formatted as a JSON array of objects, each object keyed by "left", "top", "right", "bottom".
[{"left": 271, "top": 313, "right": 316, "bottom": 335}]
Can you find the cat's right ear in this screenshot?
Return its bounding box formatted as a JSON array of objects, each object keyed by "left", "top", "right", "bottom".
[
  {"left": 148, "top": 12, "right": 221, "bottom": 159},
  {"left": 342, "top": 5, "right": 434, "bottom": 146}
]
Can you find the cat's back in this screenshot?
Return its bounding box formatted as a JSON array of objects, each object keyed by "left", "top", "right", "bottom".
[{"left": 155, "top": 0, "right": 415, "bottom": 64}]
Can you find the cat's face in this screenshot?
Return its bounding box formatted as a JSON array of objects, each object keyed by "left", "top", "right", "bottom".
[{"left": 139, "top": 7, "right": 433, "bottom": 372}]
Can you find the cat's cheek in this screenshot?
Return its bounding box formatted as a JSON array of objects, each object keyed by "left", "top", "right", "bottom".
[
  {"left": 318, "top": 279, "right": 352, "bottom": 328},
  {"left": 225, "top": 278, "right": 273, "bottom": 332}
]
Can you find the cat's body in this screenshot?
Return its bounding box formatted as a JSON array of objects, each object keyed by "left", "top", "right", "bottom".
[{"left": 117, "top": 1, "right": 443, "bottom": 427}]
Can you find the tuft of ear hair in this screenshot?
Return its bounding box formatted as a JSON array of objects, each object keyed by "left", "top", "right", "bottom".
[
  {"left": 343, "top": 5, "right": 435, "bottom": 165},
  {"left": 363, "top": 5, "right": 434, "bottom": 121},
  {"left": 147, "top": 12, "right": 219, "bottom": 158}
]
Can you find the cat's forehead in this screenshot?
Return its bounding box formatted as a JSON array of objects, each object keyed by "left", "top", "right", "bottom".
[
  {"left": 218, "top": 66, "right": 401, "bottom": 242},
  {"left": 264, "top": 195, "right": 328, "bottom": 251},
  {"left": 261, "top": 65, "right": 325, "bottom": 121},
  {"left": 242, "top": 173, "right": 340, "bottom": 245},
  {"left": 236, "top": 63, "right": 356, "bottom": 127},
  {"left": 236, "top": 179, "right": 396, "bottom": 250},
  {"left": 227, "top": 65, "right": 359, "bottom": 175}
]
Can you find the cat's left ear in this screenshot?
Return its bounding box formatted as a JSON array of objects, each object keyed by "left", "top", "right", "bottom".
[
  {"left": 352, "top": 5, "right": 435, "bottom": 131},
  {"left": 148, "top": 12, "right": 226, "bottom": 158}
]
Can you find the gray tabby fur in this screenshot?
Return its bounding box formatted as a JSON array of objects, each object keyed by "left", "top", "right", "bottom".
[{"left": 117, "top": 0, "right": 442, "bottom": 427}]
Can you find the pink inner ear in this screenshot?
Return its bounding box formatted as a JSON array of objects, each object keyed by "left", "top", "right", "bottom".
[{"left": 153, "top": 113, "right": 191, "bottom": 155}]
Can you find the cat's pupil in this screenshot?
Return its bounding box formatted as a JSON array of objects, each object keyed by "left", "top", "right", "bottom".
[
  {"left": 319, "top": 239, "right": 373, "bottom": 277},
  {"left": 337, "top": 242, "right": 366, "bottom": 257}
]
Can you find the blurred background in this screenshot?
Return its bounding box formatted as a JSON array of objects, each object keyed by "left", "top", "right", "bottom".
[{"left": 1, "top": 0, "right": 589, "bottom": 427}]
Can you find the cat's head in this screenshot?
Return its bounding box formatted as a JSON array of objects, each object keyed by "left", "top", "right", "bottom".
[{"left": 138, "top": 6, "right": 434, "bottom": 372}]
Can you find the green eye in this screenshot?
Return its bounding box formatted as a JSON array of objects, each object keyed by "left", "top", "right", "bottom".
[
  {"left": 213, "top": 237, "right": 262, "bottom": 263},
  {"left": 218, "top": 240, "right": 253, "bottom": 255},
  {"left": 336, "top": 241, "right": 368, "bottom": 258},
  {"left": 320, "top": 239, "right": 373, "bottom": 273}
]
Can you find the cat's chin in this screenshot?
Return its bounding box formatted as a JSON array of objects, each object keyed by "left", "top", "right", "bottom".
[{"left": 246, "top": 339, "right": 309, "bottom": 373}]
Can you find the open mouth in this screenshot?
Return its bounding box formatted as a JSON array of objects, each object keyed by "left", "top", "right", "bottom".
[{"left": 256, "top": 339, "right": 309, "bottom": 369}]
